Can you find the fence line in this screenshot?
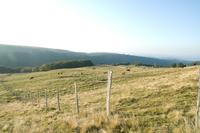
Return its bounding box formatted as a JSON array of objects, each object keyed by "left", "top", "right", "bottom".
[
  {"left": 5, "top": 69, "right": 200, "bottom": 124},
  {"left": 1, "top": 71, "right": 113, "bottom": 116}
]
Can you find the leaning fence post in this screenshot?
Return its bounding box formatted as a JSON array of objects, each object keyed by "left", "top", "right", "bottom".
[
  {"left": 74, "top": 82, "right": 79, "bottom": 114},
  {"left": 57, "top": 88, "right": 61, "bottom": 111},
  {"left": 45, "top": 89, "right": 48, "bottom": 111},
  {"left": 106, "top": 71, "right": 113, "bottom": 117},
  {"left": 196, "top": 70, "right": 200, "bottom": 128}
]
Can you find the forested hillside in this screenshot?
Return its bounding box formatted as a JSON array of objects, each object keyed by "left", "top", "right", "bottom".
[{"left": 0, "top": 44, "right": 188, "bottom": 68}]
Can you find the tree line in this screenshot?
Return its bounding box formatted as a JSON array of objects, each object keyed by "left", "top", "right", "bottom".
[
  {"left": 0, "top": 60, "right": 199, "bottom": 74},
  {"left": 113, "top": 61, "right": 200, "bottom": 68},
  {"left": 0, "top": 60, "right": 94, "bottom": 73}
]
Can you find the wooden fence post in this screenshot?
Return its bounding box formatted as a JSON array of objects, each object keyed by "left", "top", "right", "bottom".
[
  {"left": 30, "top": 92, "right": 33, "bottom": 104},
  {"left": 45, "top": 89, "right": 48, "bottom": 111},
  {"left": 23, "top": 93, "right": 26, "bottom": 102},
  {"left": 28, "top": 91, "right": 30, "bottom": 101},
  {"left": 29, "top": 91, "right": 31, "bottom": 101},
  {"left": 74, "top": 82, "right": 79, "bottom": 114},
  {"left": 57, "top": 88, "right": 61, "bottom": 111},
  {"left": 106, "top": 71, "right": 113, "bottom": 117},
  {"left": 196, "top": 70, "right": 200, "bottom": 128},
  {"left": 27, "top": 92, "right": 29, "bottom": 101},
  {"left": 37, "top": 91, "right": 40, "bottom": 106}
]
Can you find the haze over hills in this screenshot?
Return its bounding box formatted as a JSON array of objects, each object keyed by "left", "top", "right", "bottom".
[{"left": 0, "top": 44, "right": 190, "bottom": 68}]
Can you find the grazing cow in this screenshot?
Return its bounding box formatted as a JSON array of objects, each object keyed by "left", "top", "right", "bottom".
[{"left": 58, "top": 72, "right": 63, "bottom": 75}]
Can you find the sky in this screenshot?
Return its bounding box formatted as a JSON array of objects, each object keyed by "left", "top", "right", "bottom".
[{"left": 0, "top": 0, "right": 199, "bottom": 60}]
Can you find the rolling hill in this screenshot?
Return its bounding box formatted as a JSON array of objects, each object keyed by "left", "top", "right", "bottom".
[
  {"left": 0, "top": 44, "right": 189, "bottom": 68},
  {"left": 0, "top": 65, "right": 198, "bottom": 132}
]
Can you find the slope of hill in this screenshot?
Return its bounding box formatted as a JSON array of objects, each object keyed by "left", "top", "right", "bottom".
[
  {"left": 0, "top": 44, "right": 88, "bottom": 67},
  {"left": 0, "top": 65, "right": 198, "bottom": 132},
  {"left": 0, "top": 44, "right": 186, "bottom": 68}
]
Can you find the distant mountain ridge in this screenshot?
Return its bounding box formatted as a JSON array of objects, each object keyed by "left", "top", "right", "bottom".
[{"left": 0, "top": 44, "right": 190, "bottom": 68}]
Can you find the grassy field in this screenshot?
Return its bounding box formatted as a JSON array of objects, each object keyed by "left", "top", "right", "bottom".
[{"left": 0, "top": 65, "right": 199, "bottom": 133}]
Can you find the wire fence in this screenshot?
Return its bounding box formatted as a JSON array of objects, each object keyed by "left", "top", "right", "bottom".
[{"left": 0, "top": 71, "right": 114, "bottom": 117}]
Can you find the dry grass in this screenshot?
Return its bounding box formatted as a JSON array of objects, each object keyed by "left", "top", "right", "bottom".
[{"left": 0, "top": 65, "right": 199, "bottom": 133}]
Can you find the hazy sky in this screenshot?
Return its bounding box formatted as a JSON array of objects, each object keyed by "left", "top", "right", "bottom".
[{"left": 0, "top": 0, "right": 199, "bottom": 60}]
